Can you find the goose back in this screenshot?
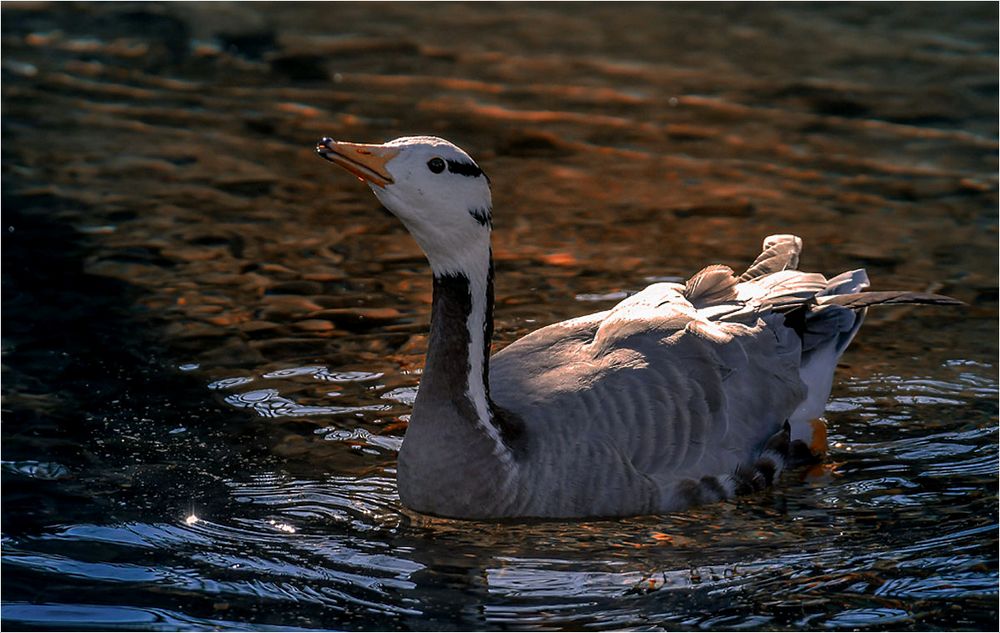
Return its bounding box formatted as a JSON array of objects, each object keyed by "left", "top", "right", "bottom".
[{"left": 489, "top": 271, "right": 807, "bottom": 517}]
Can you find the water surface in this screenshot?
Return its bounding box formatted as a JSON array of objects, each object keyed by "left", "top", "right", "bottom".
[{"left": 2, "top": 2, "right": 997, "bottom": 630}]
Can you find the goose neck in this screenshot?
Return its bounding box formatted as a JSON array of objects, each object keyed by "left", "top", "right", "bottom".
[{"left": 421, "top": 248, "right": 496, "bottom": 430}]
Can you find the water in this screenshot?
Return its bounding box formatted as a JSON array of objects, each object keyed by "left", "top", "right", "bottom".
[{"left": 2, "top": 2, "right": 997, "bottom": 630}]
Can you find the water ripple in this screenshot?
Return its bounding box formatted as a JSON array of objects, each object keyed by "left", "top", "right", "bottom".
[
  {"left": 874, "top": 573, "right": 999, "bottom": 599},
  {"left": 208, "top": 376, "right": 254, "bottom": 390},
  {"left": 261, "top": 366, "right": 327, "bottom": 379},
  {"left": 317, "top": 427, "right": 403, "bottom": 452},
  {"left": 1, "top": 602, "right": 319, "bottom": 631},
  {"left": 223, "top": 389, "right": 390, "bottom": 418},
  {"left": 1, "top": 460, "right": 72, "bottom": 480},
  {"left": 2, "top": 1, "right": 996, "bottom": 630}
]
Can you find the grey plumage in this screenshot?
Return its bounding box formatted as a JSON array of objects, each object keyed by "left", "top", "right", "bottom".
[
  {"left": 316, "top": 136, "right": 961, "bottom": 520},
  {"left": 404, "top": 236, "right": 959, "bottom": 519}
]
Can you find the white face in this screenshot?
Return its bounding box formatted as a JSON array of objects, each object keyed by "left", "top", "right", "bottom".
[
  {"left": 318, "top": 135, "right": 493, "bottom": 275},
  {"left": 371, "top": 137, "right": 493, "bottom": 274}
]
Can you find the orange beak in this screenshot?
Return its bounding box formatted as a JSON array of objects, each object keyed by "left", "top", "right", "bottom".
[{"left": 316, "top": 138, "right": 398, "bottom": 188}]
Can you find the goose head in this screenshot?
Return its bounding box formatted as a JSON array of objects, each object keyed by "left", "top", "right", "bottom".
[{"left": 317, "top": 136, "right": 492, "bottom": 275}]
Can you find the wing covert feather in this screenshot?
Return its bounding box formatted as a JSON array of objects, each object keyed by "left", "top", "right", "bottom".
[{"left": 490, "top": 309, "right": 804, "bottom": 484}]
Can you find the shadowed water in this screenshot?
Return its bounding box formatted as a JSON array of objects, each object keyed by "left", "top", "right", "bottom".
[{"left": 2, "top": 2, "right": 997, "bottom": 630}]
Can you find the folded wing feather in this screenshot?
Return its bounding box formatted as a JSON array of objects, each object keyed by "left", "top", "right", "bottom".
[{"left": 486, "top": 233, "right": 958, "bottom": 515}]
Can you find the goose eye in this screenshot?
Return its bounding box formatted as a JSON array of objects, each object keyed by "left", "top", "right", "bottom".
[{"left": 427, "top": 157, "right": 445, "bottom": 174}]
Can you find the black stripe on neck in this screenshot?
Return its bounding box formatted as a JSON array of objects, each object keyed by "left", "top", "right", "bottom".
[
  {"left": 483, "top": 254, "right": 495, "bottom": 400},
  {"left": 426, "top": 272, "right": 488, "bottom": 426},
  {"left": 426, "top": 259, "right": 522, "bottom": 444},
  {"left": 482, "top": 254, "right": 524, "bottom": 443}
]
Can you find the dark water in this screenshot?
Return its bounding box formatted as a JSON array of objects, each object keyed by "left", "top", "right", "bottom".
[{"left": 2, "top": 2, "right": 997, "bottom": 630}]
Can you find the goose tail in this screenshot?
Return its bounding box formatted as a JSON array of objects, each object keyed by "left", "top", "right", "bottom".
[
  {"left": 816, "top": 290, "right": 964, "bottom": 309},
  {"left": 784, "top": 269, "right": 962, "bottom": 446}
]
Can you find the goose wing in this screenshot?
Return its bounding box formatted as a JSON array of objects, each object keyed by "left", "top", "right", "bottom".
[
  {"left": 488, "top": 234, "right": 958, "bottom": 516},
  {"left": 489, "top": 263, "right": 806, "bottom": 497}
]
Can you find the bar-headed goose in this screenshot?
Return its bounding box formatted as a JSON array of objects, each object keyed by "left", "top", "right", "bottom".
[{"left": 316, "top": 135, "right": 959, "bottom": 520}]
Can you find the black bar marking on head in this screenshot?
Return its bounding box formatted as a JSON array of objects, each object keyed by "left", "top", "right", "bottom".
[{"left": 446, "top": 159, "right": 484, "bottom": 178}]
